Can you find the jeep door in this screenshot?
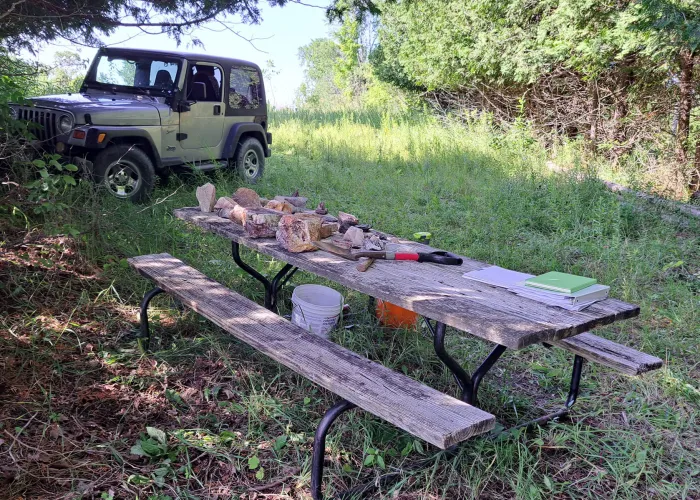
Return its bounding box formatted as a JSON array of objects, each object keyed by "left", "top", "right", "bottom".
[{"left": 179, "top": 62, "right": 225, "bottom": 161}]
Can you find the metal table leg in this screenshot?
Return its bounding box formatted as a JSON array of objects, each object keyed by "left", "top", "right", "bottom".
[
  {"left": 424, "top": 319, "right": 473, "bottom": 401},
  {"left": 516, "top": 354, "right": 585, "bottom": 429},
  {"left": 231, "top": 241, "right": 298, "bottom": 312},
  {"left": 311, "top": 399, "right": 357, "bottom": 500},
  {"left": 423, "top": 318, "right": 586, "bottom": 429},
  {"left": 470, "top": 344, "right": 507, "bottom": 406},
  {"left": 138, "top": 286, "right": 164, "bottom": 352}
]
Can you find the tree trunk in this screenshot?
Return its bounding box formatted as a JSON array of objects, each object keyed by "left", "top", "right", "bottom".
[
  {"left": 588, "top": 78, "right": 599, "bottom": 151},
  {"left": 692, "top": 139, "right": 700, "bottom": 195},
  {"left": 676, "top": 50, "right": 694, "bottom": 162},
  {"left": 613, "top": 60, "right": 633, "bottom": 145}
]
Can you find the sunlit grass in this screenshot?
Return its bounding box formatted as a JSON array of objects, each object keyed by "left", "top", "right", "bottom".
[{"left": 8, "top": 107, "right": 697, "bottom": 498}]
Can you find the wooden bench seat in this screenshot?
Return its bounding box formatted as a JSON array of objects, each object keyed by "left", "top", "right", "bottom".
[
  {"left": 552, "top": 332, "right": 663, "bottom": 376},
  {"left": 128, "top": 253, "right": 495, "bottom": 449}
]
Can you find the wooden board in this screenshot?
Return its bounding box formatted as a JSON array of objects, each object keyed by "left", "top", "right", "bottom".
[
  {"left": 174, "top": 208, "right": 640, "bottom": 350},
  {"left": 552, "top": 332, "right": 663, "bottom": 376},
  {"left": 128, "top": 253, "right": 496, "bottom": 449}
]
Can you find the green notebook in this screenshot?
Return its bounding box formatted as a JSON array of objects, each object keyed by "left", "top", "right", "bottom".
[{"left": 524, "top": 271, "right": 597, "bottom": 294}]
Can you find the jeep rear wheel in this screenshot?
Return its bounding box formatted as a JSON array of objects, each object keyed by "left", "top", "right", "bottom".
[
  {"left": 93, "top": 145, "right": 155, "bottom": 202},
  {"left": 234, "top": 137, "right": 265, "bottom": 184}
]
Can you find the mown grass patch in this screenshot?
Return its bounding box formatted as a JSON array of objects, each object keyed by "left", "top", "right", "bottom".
[{"left": 1, "top": 109, "right": 698, "bottom": 498}]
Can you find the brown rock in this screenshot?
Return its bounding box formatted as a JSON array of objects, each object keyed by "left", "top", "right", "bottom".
[
  {"left": 330, "top": 234, "right": 353, "bottom": 249},
  {"left": 315, "top": 202, "right": 328, "bottom": 215},
  {"left": 196, "top": 183, "right": 216, "bottom": 212},
  {"left": 232, "top": 187, "right": 262, "bottom": 208},
  {"left": 274, "top": 195, "right": 308, "bottom": 208},
  {"left": 214, "top": 197, "right": 236, "bottom": 210},
  {"left": 322, "top": 214, "right": 338, "bottom": 223},
  {"left": 217, "top": 207, "right": 231, "bottom": 219},
  {"left": 244, "top": 208, "right": 284, "bottom": 238},
  {"left": 320, "top": 222, "right": 339, "bottom": 239},
  {"left": 363, "top": 234, "right": 384, "bottom": 251},
  {"left": 343, "top": 226, "right": 365, "bottom": 247},
  {"left": 214, "top": 197, "right": 237, "bottom": 218},
  {"left": 229, "top": 204, "right": 249, "bottom": 225},
  {"left": 276, "top": 214, "right": 322, "bottom": 252},
  {"left": 265, "top": 199, "right": 294, "bottom": 213},
  {"left": 338, "top": 211, "right": 359, "bottom": 233}
]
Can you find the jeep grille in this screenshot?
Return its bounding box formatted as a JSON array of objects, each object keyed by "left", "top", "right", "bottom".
[{"left": 16, "top": 107, "right": 59, "bottom": 144}]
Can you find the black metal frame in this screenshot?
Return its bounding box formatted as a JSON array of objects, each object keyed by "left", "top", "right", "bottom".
[
  {"left": 137, "top": 286, "right": 165, "bottom": 352},
  {"left": 311, "top": 399, "right": 357, "bottom": 500},
  {"left": 424, "top": 318, "right": 585, "bottom": 427},
  {"left": 231, "top": 241, "right": 298, "bottom": 311}
]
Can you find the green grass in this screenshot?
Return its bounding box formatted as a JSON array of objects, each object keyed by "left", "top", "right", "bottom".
[{"left": 2, "top": 108, "right": 698, "bottom": 498}]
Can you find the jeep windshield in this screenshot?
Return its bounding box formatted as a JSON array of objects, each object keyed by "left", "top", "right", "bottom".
[{"left": 84, "top": 53, "right": 182, "bottom": 96}]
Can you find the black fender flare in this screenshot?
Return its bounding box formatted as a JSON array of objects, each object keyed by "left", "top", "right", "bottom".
[
  {"left": 223, "top": 123, "right": 270, "bottom": 158},
  {"left": 83, "top": 127, "right": 162, "bottom": 167}
]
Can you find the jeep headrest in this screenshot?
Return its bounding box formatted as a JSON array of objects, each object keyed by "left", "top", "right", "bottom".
[{"left": 189, "top": 81, "right": 207, "bottom": 101}]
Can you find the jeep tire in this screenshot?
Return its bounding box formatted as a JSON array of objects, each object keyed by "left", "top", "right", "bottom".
[
  {"left": 93, "top": 144, "right": 155, "bottom": 202},
  {"left": 234, "top": 137, "right": 265, "bottom": 184}
]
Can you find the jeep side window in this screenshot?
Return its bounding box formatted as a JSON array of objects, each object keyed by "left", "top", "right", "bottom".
[
  {"left": 229, "top": 65, "right": 261, "bottom": 110},
  {"left": 187, "top": 64, "right": 223, "bottom": 102}
]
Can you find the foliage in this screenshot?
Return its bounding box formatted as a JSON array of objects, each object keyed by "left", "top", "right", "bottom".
[
  {"left": 0, "top": 0, "right": 391, "bottom": 51},
  {"left": 296, "top": 38, "right": 345, "bottom": 109},
  {"left": 25, "top": 155, "right": 79, "bottom": 215},
  {"left": 370, "top": 0, "right": 700, "bottom": 193},
  {"left": 3, "top": 108, "right": 697, "bottom": 498}
]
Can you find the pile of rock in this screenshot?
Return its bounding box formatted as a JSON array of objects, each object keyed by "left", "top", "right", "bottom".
[{"left": 195, "top": 184, "right": 345, "bottom": 252}]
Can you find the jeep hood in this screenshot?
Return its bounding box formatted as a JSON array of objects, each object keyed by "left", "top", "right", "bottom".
[{"left": 29, "top": 93, "right": 166, "bottom": 126}]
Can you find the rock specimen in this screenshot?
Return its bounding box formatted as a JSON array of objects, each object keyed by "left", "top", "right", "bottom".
[
  {"left": 265, "top": 199, "right": 294, "bottom": 213},
  {"left": 196, "top": 183, "right": 216, "bottom": 212},
  {"left": 330, "top": 234, "right": 353, "bottom": 249},
  {"left": 338, "top": 211, "right": 359, "bottom": 233},
  {"left": 320, "top": 221, "right": 339, "bottom": 239},
  {"left": 214, "top": 197, "right": 237, "bottom": 218},
  {"left": 244, "top": 208, "right": 284, "bottom": 238},
  {"left": 315, "top": 202, "right": 328, "bottom": 215},
  {"left": 276, "top": 213, "right": 322, "bottom": 252},
  {"left": 274, "top": 195, "right": 308, "bottom": 208},
  {"left": 214, "top": 197, "right": 236, "bottom": 210},
  {"left": 363, "top": 234, "right": 384, "bottom": 251},
  {"left": 343, "top": 226, "right": 365, "bottom": 247},
  {"left": 233, "top": 187, "right": 262, "bottom": 208},
  {"left": 226, "top": 205, "right": 245, "bottom": 224}
]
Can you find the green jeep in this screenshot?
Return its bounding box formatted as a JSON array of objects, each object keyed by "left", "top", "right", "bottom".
[{"left": 9, "top": 47, "right": 272, "bottom": 201}]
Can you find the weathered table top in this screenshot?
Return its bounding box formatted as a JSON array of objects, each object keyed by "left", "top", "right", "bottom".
[{"left": 174, "top": 207, "right": 640, "bottom": 349}]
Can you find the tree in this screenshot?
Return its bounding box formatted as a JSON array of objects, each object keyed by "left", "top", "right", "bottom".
[
  {"left": 630, "top": 0, "right": 700, "bottom": 161},
  {"left": 48, "top": 51, "right": 89, "bottom": 91},
  {"left": 0, "top": 0, "right": 389, "bottom": 51},
  {"left": 297, "top": 38, "right": 344, "bottom": 108},
  {"left": 372, "top": 1, "right": 699, "bottom": 160}
]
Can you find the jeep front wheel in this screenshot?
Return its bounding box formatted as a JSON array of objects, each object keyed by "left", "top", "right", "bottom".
[
  {"left": 93, "top": 145, "right": 155, "bottom": 202},
  {"left": 234, "top": 137, "right": 265, "bottom": 183}
]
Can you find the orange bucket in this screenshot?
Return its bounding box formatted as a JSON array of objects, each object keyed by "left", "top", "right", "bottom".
[{"left": 375, "top": 299, "right": 418, "bottom": 328}]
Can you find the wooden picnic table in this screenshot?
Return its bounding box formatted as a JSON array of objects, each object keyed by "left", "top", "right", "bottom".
[
  {"left": 173, "top": 206, "right": 646, "bottom": 421},
  {"left": 174, "top": 207, "right": 639, "bottom": 350}
]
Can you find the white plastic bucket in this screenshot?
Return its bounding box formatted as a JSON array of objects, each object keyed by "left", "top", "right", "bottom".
[{"left": 291, "top": 284, "right": 343, "bottom": 338}]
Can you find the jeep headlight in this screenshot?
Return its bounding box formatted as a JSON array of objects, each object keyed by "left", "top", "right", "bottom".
[
  {"left": 9, "top": 105, "right": 19, "bottom": 120},
  {"left": 57, "top": 114, "right": 74, "bottom": 134}
]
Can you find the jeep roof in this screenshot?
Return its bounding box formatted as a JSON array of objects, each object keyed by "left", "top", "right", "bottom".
[{"left": 91, "top": 47, "right": 262, "bottom": 72}]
